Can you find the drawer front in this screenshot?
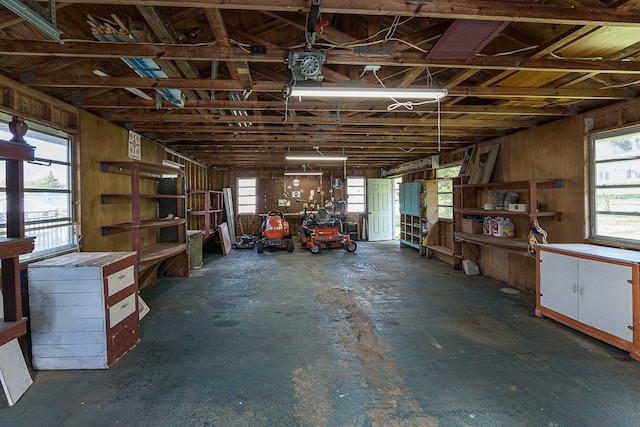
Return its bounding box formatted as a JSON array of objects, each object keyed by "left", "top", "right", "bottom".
[
  {"left": 107, "top": 265, "right": 135, "bottom": 297},
  {"left": 109, "top": 293, "right": 137, "bottom": 328}
]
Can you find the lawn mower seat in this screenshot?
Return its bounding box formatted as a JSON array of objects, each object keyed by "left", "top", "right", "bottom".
[{"left": 314, "top": 208, "right": 334, "bottom": 227}]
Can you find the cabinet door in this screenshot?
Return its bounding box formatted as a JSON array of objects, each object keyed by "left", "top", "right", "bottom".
[
  {"left": 578, "top": 258, "right": 633, "bottom": 342},
  {"left": 540, "top": 250, "right": 579, "bottom": 320}
]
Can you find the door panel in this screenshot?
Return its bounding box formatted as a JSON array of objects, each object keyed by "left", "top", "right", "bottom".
[
  {"left": 367, "top": 178, "right": 393, "bottom": 241},
  {"left": 579, "top": 258, "right": 633, "bottom": 342},
  {"left": 540, "top": 250, "right": 579, "bottom": 320}
]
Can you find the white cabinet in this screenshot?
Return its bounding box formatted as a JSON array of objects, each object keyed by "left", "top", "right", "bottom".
[
  {"left": 28, "top": 252, "right": 140, "bottom": 369},
  {"left": 537, "top": 243, "right": 640, "bottom": 360}
]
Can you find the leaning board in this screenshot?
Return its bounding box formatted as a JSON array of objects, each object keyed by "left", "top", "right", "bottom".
[{"left": 0, "top": 339, "right": 33, "bottom": 406}]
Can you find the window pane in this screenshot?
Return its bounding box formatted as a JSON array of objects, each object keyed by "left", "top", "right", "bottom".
[
  {"left": 28, "top": 134, "right": 69, "bottom": 163},
  {"left": 238, "top": 195, "right": 256, "bottom": 205},
  {"left": 23, "top": 193, "right": 71, "bottom": 223},
  {"left": 347, "top": 177, "right": 365, "bottom": 186},
  {"left": 24, "top": 162, "right": 70, "bottom": 190},
  {"left": 349, "top": 186, "right": 365, "bottom": 195},
  {"left": 350, "top": 203, "right": 365, "bottom": 214},
  {"left": 438, "top": 193, "right": 453, "bottom": 206},
  {"left": 349, "top": 195, "right": 365, "bottom": 204},
  {"left": 592, "top": 128, "right": 640, "bottom": 244},
  {"left": 22, "top": 223, "right": 76, "bottom": 260},
  {"left": 595, "top": 213, "right": 640, "bottom": 241},
  {"left": 238, "top": 187, "right": 256, "bottom": 196},
  {"left": 439, "top": 206, "right": 453, "bottom": 218},
  {"left": 238, "top": 178, "right": 255, "bottom": 187},
  {"left": 595, "top": 158, "right": 640, "bottom": 186},
  {"left": 594, "top": 132, "right": 640, "bottom": 162},
  {"left": 438, "top": 180, "right": 453, "bottom": 192},
  {"left": 1, "top": 118, "right": 76, "bottom": 259}
]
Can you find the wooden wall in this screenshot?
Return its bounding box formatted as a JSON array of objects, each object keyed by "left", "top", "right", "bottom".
[
  {"left": 0, "top": 76, "right": 210, "bottom": 287},
  {"left": 398, "top": 113, "right": 590, "bottom": 292},
  {"left": 210, "top": 168, "right": 379, "bottom": 238},
  {"left": 77, "top": 111, "right": 168, "bottom": 253}
]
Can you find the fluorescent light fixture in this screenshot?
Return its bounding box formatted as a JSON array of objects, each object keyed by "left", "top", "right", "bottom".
[
  {"left": 289, "top": 86, "right": 448, "bottom": 100},
  {"left": 285, "top": 155, "right": 348, "bottom": 161},
  {"left": 3, "top": 0, "right": 63, "bottom": 43},
  {"left": 284, "top": 172, "right": 323, "bottom": 176}
]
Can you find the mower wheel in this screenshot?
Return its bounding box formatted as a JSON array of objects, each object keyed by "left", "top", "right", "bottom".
[
  {"left": 286, "top": 239, "right": 294, "bottom": 252},
  {"left": 256, "top": 240, "right": 264, "bottom": 253},
  {"left": 344, "top": 241, "right": 357, "bottom": 252},
  {"left": 309, "top": 243, "right": 321, "bottom": 254}
]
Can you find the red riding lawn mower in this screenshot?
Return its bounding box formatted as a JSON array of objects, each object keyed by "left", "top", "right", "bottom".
[
  {"left": 256, "top": 211, "right": 294, "bottom": 253},
  {"left": 300, "top": 208, "right": 357, "bottom": 254}
]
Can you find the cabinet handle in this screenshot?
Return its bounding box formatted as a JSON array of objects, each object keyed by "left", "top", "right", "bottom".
[
  {"left": 579, "top": 286, "right": 584, "bottom": 296},
  {"left": 118, "top": 273, "right": 126, "bottom": 280},
  {"left": 572, "top": 284, "right": 577, "bottom": 294}
]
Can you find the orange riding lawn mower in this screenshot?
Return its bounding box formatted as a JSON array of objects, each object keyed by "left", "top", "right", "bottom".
[
  {"left": 255, "top": 211, "right": 294, "bottom": 253},
  {"left": 300, "top": 208, "right": 357, "bottom": 254}
]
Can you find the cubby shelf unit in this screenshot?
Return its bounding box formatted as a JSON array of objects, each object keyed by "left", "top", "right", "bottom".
[
  {"left": 100, "top": 161, "right": 187, "bottom": 272},
  {"left": 188, "top": 190, "right": 223, "bottom": 246}
]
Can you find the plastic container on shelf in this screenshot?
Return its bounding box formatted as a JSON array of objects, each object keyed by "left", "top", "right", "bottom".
[
  {"left": 502, "top": 218, "right": 515, "bottom": 237},
  {"left": 483, "top": 217, "right": 493, "bottom": 235},
  {"left": 492, "top": 217, "right": 505, "bottom": 237}
]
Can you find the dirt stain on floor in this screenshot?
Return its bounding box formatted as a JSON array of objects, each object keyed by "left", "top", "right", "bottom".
[{"left": 315, "top": 284, "right": 440, "bottom": 427}]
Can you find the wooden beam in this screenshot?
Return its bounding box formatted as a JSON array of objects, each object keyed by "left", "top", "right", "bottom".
[
  {"left": 52, "top": 1, "right": 640, "bottom": 27},
  {"left": 23, "top": 75, "right": 632, "bottom": 99},
  {"left": 6, "top": 41, "right": 640, "bottom": 74}
]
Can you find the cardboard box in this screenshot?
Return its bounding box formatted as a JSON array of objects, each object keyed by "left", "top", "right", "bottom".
[
  {"left": 508, "top": 203, "right": 529, "bottom": 212},
  {"left": 461, "top": 218, "right": 483, "bottom": 234}
]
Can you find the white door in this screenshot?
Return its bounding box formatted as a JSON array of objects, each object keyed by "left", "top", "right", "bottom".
[
  {"left": 367, "top": 178, "right": 394, "bottom": 241},
  {"left": 540, "top": 250, "right": 579, "bottom": 320},
  {"left": 579, "top": 258, "right": 633, "bottom": 342}
]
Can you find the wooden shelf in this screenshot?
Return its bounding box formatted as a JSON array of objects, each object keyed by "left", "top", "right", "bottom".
[
  {"left": 188, "top": 190, "right": 223, "bottom": 245},
  {"left": 139, "top": 242, "right": 187, "bottom": 267},
  {"left": 0, "top": 237, "right": 35, "bottom": 258},
  {"left": 0, "top": 140, "right": 34, "bottom": 162},
  {"left": 455, "top": 232, "right": 529, "bottom": 254},
  {"left": 456, "top": 208, "right": 560, "bottom": 219},
  {"left": 427, "top": 245, "right": 454, "bottom": 256},
  {"left": 101, "top": 193, "right": 185, "bottom": 203},
  {"left": 457, "top": 179, "right": 562, "bottom": 189},
  {"left": 100, "top": 161, "right": 184, "bottom": 177},
  {"left": 100, "top": 161, "right": 188, "bottom": 278},
  {"left": 0, "top": 319, "right": 27, "bottom": 347},
  {"left": 101, "top": 218, "right": 186, "bottom": 235}
]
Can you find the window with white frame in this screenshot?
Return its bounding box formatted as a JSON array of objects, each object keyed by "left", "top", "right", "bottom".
[
  {"left": 436, "top": 165, "right": 461, "bottom": 220},
  {"left": 346, "top": 177, "right": 366, "bottom": 213},
  {"left": 590, "top": 127, "right": 640, "bottom": 243},
  {"left": 237, "top": 177, "right": 257, "bottom": 214},
  {"left": 1, "top": 117, "right": 76, "bottom": 260}
]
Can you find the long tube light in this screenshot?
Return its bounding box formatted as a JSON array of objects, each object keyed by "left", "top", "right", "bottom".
[
  {"left": 284, "top": 172, "right": 323, "bottom": 176},
  {"left": 289, "top": 86, "right": 448, "bottom": 100},
  {"left": 285, "top": 155, "right": 347, "bottom": 161},
  {"left": 3, "top": 0, "right": 63, "bottom": 43}
]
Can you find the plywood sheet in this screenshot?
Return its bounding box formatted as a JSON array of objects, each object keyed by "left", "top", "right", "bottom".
[
  {"left": 0, "top": 339, "right": 32, "bottom": 406},
  {"left": 219, "top": 222, "right": 232, "bottom": 255},
  {"left": 469, "top": 143, "right": 500, "bottom": 184}
]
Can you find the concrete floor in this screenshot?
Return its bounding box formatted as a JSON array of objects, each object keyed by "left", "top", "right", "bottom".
[{"left": 2, "top": 241, "right": 640, "bottom": 426}]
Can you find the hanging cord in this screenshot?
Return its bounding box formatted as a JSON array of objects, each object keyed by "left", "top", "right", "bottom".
[
  {"left": 371, "top": 69, "right": 441, "bottom": 111},
  {"left": 527, "top": 220, "right": 548, "bottom": 258},
  {"left": 282, "top": 71, "right": 298, "bottom": 123},
  {"left": 437, "top": 98, "right": 441, "bottom": 152}
]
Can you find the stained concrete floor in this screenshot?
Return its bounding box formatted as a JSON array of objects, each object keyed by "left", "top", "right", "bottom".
[{"left": 2, "top": 241, "right": 640, "bottom": 426}]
